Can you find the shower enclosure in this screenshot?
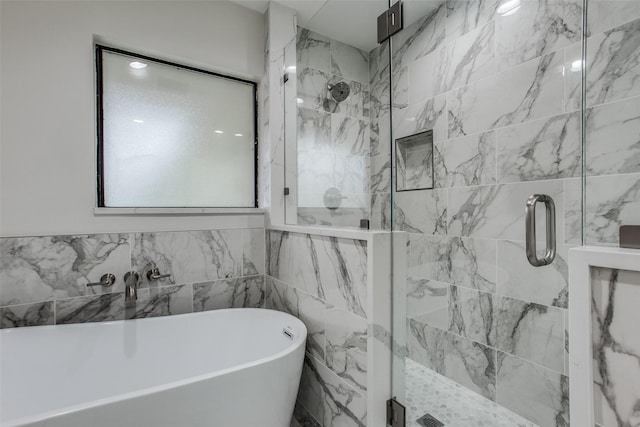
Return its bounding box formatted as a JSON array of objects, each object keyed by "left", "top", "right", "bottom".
[{"left": 283, "top": 0, "right": 640, "bottom": 425}]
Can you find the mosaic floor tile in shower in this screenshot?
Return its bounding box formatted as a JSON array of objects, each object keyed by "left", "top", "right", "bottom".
[{"left": 405, "top": 359, "right": 537, "bottom": 427}]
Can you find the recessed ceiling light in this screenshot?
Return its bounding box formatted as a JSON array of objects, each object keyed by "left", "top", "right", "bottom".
[
  {"left": 497, "top": 0, "right": 520, "bottom": 16},
  {"left": 133, "top": 119, "right": 144, "bottom": 123},
  {"left": 129, "top": 61, "right": 148, "bottom": 69},
  {"left": 214, "top": 130, "right": 224, "bottom": 134},
  {"left": 296, "top": 98, "right": 304, "bottom": 104},
  {"left": 234, "top": 133, "right": 243, "bottom": 137}
]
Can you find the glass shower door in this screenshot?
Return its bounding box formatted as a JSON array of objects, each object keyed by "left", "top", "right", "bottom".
[{"left": 388, "top": 0, "right": 585, "bottom": 425}]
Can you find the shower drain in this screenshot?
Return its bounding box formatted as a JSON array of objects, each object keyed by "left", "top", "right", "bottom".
[{"left": 416, "top": 413, "right": 444, "bottom": 427}]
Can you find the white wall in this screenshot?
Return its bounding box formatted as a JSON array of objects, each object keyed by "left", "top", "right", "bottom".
[{"left": 0, "top": 1, "right": 266, "bottom": 237}]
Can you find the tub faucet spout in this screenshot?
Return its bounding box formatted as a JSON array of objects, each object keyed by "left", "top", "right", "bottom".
[{"left": 124, "top": 271, "right": 140, "bottom": 306}]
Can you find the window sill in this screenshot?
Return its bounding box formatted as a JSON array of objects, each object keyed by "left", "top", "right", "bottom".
[{"left": 94, "top": 207, "right": 265, "bottom": 216}]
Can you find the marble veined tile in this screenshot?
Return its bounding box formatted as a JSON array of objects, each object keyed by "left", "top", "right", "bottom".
[
  {"left": 393, "top": 66, "right": 409, "bottom": 109},
  {"left": 267, "top": 230, "right": 297, "bottom": 285},
  {"left": 132, "top": 230, "right": 242, "bottom": 287},
  {"left": 242, "top": 229, "right": 265, "bottom": 276},
  {"left": 586, "top": 96, "right": 640, "bottom": 176},
  {"left": 448, "top": 180, "right": 565, "bottom": 241},
  {"left": 566, "top": 18, "right": 640, "bottom": 110},
  {"left": 496, "top": 352, "right": 569, "bottom": 426},
  {"left": 370, "top": 192, "right": 392, "bottom": 231},
  {"left": 436, "top": 21, "right": 495, "bottom": 93},
  {"left": 496, "top": 0, "right": 582, "bottom": 72},
  {"left": 0, "top": 301, "right": 54, "bottom": 329},
  {"left": 56, "top": 293, "right": 125, "bottom": 324},
  {"left": 435, "top": 131, "right": 497, "bottom": 188},
  {"left": 393, "top": 189, "right": 448, "bottom": 235},
  {"left": 583, "top": 174, "right": 640, "bottom": 245},
  {"left": 497, "top": 241, "right": 570, "bottom": 309},
  {"left": 298, "top": 354, "right": 367, "bottom": 427},
  {"left": 394, "top": 4, "right": 446, "bottom": 69},
  {"left": 409, "top": 235, "right": 497, "bottom": 293},
  {"left": 370, "top": 113, "right": 391, "bottom": 157},
  {"left": 587, "top": 0, "right": 640, "bottom": 36},
  {"left": 370, "top": 154, "right": 391, "bottom": 194},
  {"left": 446, "top": 0, "right": 500, "bottom": 40},
  {"left": 296, "top": 235, "right": 368, "bottom": 319},
  {"left": 406, "top": 276, "right": 449, "bottom": 330},
  {"left": 331, "top": 114, "right": 369, "bottom": 157},
  {"left": 395, "top": 95, "right": 448, "bottom": 142},
  {"left": 495, "top": 296, "right": 565, "bottom": 373},
  {"left": 445, "top": 333, "right": 497, "bottom": 401},
  {"left": 297, "top": 28, "right": 330, "bottom": 72},
  {"left": 331, "top": 39, "right": 369, "bottom": 85},
  {"left": 268, "top": 277, "right": 325, "bottom": 361},
  {"left": 0, "top": 234, "right": 130, "bottom": 306},
  {"left": 449, "top": 285, "right": 496, "bottom": 346},
  {"left": 297, "top": 67, "right": 330, "bottom": 111},
  {"left": 592, "top": 268, "right": 640, "bottom": 427},
  {"left": 497, "top": 112, "right": 581, "bottom": 183},
  {"left": 325, "top": 307, "right": 367, "bottom": 392},
  {"left": 131, "top": 284, "right": 192, "bottom": 319},
  {"left": 408, "top": 48, "right": 440, "bottom": 105},
  {"left": 298, "top": 107, "right": 331, "bottom": 152},
  {"left": 448, "top": 52, "right": 564, "bottom": 138},
  {"left": 408, "top": 318, "right": 447, "bottom": 373},
  {"left": 193, "top": 276, "right": 264, "bottom": 312}
]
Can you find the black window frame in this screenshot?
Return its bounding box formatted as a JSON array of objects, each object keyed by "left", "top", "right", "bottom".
[{"left": 95, "top": 44, "right": 259, "bottom": 208}]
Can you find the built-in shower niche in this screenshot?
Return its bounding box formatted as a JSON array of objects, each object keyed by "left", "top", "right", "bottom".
[{"left": 395, "top": 130, "right": 434, "bottom": 192}]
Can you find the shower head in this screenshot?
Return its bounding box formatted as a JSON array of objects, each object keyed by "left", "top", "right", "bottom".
[{"left": 328, "top": 82, "right": 350, "bottom": 103}]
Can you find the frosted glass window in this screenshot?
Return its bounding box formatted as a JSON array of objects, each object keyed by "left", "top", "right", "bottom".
[{"left": 97, "top": 46, "right": 256, "bottom": 208}]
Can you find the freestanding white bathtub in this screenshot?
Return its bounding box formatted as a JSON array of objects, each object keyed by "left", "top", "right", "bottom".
[{"left": 0, "top": 308, "right": 307, "bottom": 427}]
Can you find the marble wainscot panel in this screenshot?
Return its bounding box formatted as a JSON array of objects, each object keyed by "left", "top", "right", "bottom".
[
  {"left": 0, "top": 234, "right": 131, "bottom": 307},
  {"left": 193, "top": 276, "right": 265, "bottom": 312},
  {"left": 266, "top": 227, "right": 390, "bottom": 427},
  {"left": 132, "top": 230, "right": 243, "bottom": 287},
  {"left": 0, "top": 228, "right": 266, "bottom": 328},
  {"left": 592, "top": 268, "right": 640, "bottom": 427}
]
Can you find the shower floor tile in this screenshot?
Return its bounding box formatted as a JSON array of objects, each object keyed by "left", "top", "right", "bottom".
[{"left": 405, "top": 359, "right": 537, "bottom": 427}]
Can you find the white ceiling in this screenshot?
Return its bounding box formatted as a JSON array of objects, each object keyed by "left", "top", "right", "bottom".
[{"left": 232, "top": 0, "right": 443, "bottom": 52}]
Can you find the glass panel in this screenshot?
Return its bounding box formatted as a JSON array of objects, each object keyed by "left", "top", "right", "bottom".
[
  {"left": 390, "top": 1, "right": 585, "bottom": 425},
  {"left": 101, "top": 49, "right": 256, "bottom": 207},
  {"left": 585, "top": 2, "right": 640, "bottom": 427},
  {"left": 283, "top": 1, "right": 393, "bottom": 228},
  {"left": 582, "top": 0, "right": 640, "bottom": 247}
]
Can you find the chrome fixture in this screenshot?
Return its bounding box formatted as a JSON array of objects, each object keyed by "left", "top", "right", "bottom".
[
  {"left": 328, "top": 82, "right": 350, "bottom": 103},
  {"left": 124, "top": 271, "right": 140, "bottom": 306},
  {"left": 145, "top": 262, "right": 171, "bottom": 281},
  {"left": 323, "top": 187, "right": 346, "bottom": 210},
  {"left": 620, "top": 225, "right": 640, "bottom": 249},
  {"left": 525, "top": 194, "right": 556, "bottom": 267},
  {"left": 86, "top": 273, "right": 116, "bottom": 287}
]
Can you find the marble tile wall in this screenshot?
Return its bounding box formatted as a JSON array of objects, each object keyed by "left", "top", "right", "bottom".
[
  {"left": 369, "top": 1, "right": 640, "bottom": 426},
  {"left": 0, "top": 229, "right": 266, "bottom": 328},
  {"left": 591, "top": 267, "right": 640, "bottom": 427},
  {"left": 295, "top": 29, "right": 372, "bottom": 227},
  {"left": 266, "top": 229, "right": 369, "bottom": 427}
]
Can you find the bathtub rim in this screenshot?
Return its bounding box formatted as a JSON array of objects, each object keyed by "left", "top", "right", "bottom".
[{"left": 1, "top": 308, "right": 307, "bottom": 427}]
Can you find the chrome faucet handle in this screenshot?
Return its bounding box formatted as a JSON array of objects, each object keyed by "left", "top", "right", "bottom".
[
  {"left": 124, "top": 271, "right": 140, "bottom": 304},
  {"left": 145, "top": 263, "right": 171, "bottom": 281},
  {"left": 87, "top": 273, "right": 116, "bottom": 287}
]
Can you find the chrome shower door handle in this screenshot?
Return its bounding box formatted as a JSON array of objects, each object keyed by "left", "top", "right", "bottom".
[{"left": 525, "top": 194, "right": 556, "bottom": 267}]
